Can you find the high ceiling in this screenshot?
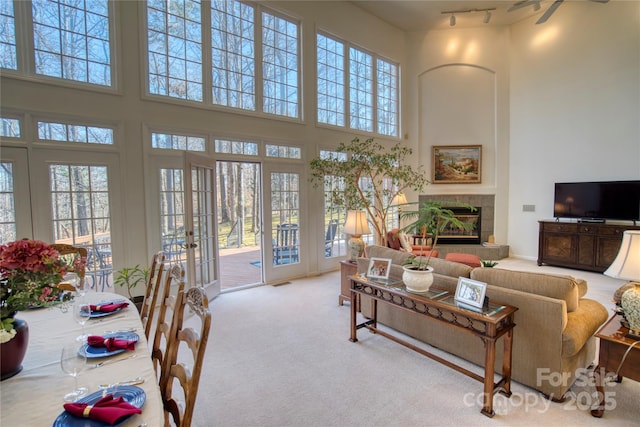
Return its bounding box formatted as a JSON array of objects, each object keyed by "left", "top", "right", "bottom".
[{"left": 350, "top": 1, "right": 555, "bottom": 31}]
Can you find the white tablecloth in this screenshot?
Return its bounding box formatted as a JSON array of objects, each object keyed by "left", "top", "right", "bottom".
[{"left": 0, "top": 292, "right": 163, "bottom": 426}]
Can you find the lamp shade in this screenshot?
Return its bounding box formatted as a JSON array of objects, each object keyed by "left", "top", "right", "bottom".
[
  {"left": 604, "top": 230, "right": 640, "bottom": 281},
  {"left": 392, "top": 193, "right": 407, "bottom": 206},
  {"left": 343, "top": 210, "right": 371, "bottom": 236}
]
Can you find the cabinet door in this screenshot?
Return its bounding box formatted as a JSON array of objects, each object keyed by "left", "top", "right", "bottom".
[
  {"left": 576, "top": 234, "right": 596, "bottom": 267},
  {"left": 542, "top": 233, "right": 576, "bottom": 264},
  {"left": 596, "top": 237, "right": 623, "bottom": 270}
]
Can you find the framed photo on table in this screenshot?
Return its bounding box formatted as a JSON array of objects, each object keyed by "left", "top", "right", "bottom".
[
  {"left": 454, "top": 277, "right": 487, "bottom": 310},
  {"left": 432, "top": 145, "right": 482, "bottom": 184},
  {"left": 367, "top": 258, "right": 392, "bottom": 280}
]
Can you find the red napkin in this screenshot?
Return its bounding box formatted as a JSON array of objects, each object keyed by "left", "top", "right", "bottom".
[
  {"left": 87, "top": 335, "right": 137, "bottom": 352},
  {"left": 64, "top": 394, "right": 141, "bottom": 425},
  {"left": 89, "top": 302, "right": 129, "bottom": 313}
]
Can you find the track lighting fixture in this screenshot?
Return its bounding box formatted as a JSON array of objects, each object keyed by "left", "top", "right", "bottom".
[{"left": 441, "top": 7, "right": 496, "bottom": 26}]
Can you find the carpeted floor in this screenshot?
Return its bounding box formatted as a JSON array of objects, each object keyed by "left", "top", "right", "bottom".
[{"left": 188, "top": 258, "right": 640, "bottom": 426}]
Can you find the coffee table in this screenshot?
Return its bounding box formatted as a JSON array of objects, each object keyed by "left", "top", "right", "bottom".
[{"left": 349, "top": 274, "right": 518, "bottom": 417}]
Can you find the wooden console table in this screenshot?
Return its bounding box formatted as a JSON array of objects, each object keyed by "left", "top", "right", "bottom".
[
  {"left": 349, "top": 274, "right": 518, "bottom": 417},
  {"left": 538, "top": 220, "right": 640, "bottom": 272},
  {"left": 591, "top": 314, "right": 640, "bottom": 418}
]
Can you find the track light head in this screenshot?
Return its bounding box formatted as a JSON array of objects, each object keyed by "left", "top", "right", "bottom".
[
  {"left": 450, "top": 15, "right": 456, "bottom": 26},
  {"left": 533, "top": 1, "right": 541, "bottom": 11},
  {"left": 483, "top": 10, "right": 491, "bottom": 24}
]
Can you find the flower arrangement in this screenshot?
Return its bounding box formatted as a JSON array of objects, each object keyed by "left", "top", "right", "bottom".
[{"left": 0, "top": 239, "right": 73, "bottom": 342}]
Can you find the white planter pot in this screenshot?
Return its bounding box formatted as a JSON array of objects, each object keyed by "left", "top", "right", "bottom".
[{"left": 402, "top": 265, "right": 434, "bottom": 293}]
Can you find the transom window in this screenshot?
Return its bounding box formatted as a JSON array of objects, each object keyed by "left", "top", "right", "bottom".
[
  {"left": 0, "top": 117, "right": 21, "bottom": 138},
  {"left": 151, "top": 132, "right": 206, "bottom": 151},
  {"left": 265, "top": 144, "right": 300, "bottom": 159},
  {"left": 37, "top": 121, "right": 114, "bottom": 145},
  {"left": 215, "top": 140, "right": 258, "bottom": 155},
  {"left": 316, "top": 32, "right": 399, "bottom": 137}
]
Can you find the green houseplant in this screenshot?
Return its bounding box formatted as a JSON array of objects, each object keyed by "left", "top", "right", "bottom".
[
  {"left": 399, "top": 201, "right": 476, "bottom": 292},
  {"left": 309, "top": 137, "right": 428, "bottom": 246},
  {"left": 113, "top": 265, "right": 149, "bottom": 312}
]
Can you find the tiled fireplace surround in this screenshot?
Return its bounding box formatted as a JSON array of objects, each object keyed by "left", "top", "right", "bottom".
[{"left": 418, "top": 194, "right": 509, "bottom": 259}]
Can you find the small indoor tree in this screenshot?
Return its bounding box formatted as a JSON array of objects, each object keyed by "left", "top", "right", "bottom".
[{"left": 310, "top": 137, "right": 428, "bottom": 246}]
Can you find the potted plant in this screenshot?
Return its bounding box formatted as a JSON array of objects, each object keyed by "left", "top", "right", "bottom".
[
  {"left": 399, "top": 201, "right": 476, "bottom": 292},
  {"left": 113, "top": 265, "right": 149, "bottom": 312},
  {"left": 309, "top": 137, "right": 428, "bottom": 246}
]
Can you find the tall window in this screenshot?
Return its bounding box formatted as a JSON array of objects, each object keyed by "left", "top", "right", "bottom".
[
  {"left": 0, "top": 0, "right": 17, "bottom": 70},
  {"left": 262, "top": 11, "right": 298, "bottom": 118},
  {"left": 1, "top": 0, "right": 113, "bottom": 86},
  {"left": 316, "top": 32, "right": 399, "bottom": 137},
  {"left": 147, "top": 0, "right": 203, "bottom": 101},
  {"left": 159, "top": 168, "right": 186, "bottom": 263},
  {"left": 211, "top": 0, "right": 254, "bottom": 110},
  {"left": 316, "top": 34, "right": 344, "bottom": 127},
  {"left": 320, "top": 150, "right": 347, "bottom": 259},
  {"left": 271, "top": 172, "right": 299, "bottom": 266},
  {"left": 147, "top": 0, "right": 300, "bottom": 118},
  {"left": 50, "top": 164, "right": 113, "bottom": 290},
  {"left": 349, "top": 47, "right": 373, "bottom": 132},
  {"left": 32, "top": 0, "right": 111, "bottom": 85},
  {"left": 0, "top": 162, "right": 17, "bottom": 242}
]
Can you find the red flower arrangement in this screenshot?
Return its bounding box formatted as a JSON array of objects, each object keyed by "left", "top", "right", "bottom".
[{"left": 0, "top": 239, "right": 73, "bottom": 340}]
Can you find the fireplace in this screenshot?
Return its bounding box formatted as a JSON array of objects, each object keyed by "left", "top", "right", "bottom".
[
  {"left": 419, "top": 194, "right": 495, "bottom": 244},
  {"left": 438, "top": 207, "right": 481, "bottom": 244}
]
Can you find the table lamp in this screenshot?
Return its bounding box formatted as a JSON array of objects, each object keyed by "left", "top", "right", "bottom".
[
  {"left": 344, "top": 210, "right": 371, "bottom": 261},
  {"left": 604, "top": 230, "right": 640, "bottom": 337},
  {"left": 392, "top": 193, "right": 408, "bottom": 225}
]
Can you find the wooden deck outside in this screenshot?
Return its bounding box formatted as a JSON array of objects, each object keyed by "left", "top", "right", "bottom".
[{"left": 219, "top": 246, "right": 263, "bottom": 290}]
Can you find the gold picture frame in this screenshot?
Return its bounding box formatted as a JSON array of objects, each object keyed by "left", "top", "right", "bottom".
[{"left": 432, "top": 145, "right": 482, "bottom": 184}]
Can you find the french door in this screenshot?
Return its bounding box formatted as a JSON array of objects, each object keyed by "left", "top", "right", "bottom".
[{"left": 184, "top": 153, "right": 220, "bottom": 299}]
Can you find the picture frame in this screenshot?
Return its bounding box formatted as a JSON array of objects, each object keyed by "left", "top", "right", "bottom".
[
  {"left": 454, "top": 277, "right": 487, "bottom": 310},
  {"left": 432, "top": 145, "right": 482, "bottom": 184},
  {"left": 367, "top": 257, "right": 392, "bottom": 280}
]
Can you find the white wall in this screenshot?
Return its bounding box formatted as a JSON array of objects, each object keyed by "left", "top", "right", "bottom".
[
  {"left": 405, "top": 26, "right": 512, "bottom": 244},
  {"left": 509, "top": 1, "right": 640, "bottom": 259}
]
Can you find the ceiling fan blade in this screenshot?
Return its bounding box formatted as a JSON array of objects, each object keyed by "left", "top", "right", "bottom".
[
  {"left": 536, "top": 0, "right": 563, "bottom": 24},
  {"left": 507, "top": 0, "right": 535, "bottom": 12}
]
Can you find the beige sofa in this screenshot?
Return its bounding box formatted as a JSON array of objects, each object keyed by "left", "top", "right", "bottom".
[{"left": 357, "top": 245, "right": 609, "bottom": 400}]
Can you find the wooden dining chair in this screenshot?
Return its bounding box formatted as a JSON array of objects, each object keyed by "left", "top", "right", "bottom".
[
  {"left": 140, "top": 251, "right": 166, "bottom": 339},
  {"left": 151, "top": 264, "right": 185, "bottom": 375},
  {"left": 160, "top": 287, "right": 211, "bottom": 427},
  {"left": 50, "top": 244, "right": 87, "bottom": 292}
]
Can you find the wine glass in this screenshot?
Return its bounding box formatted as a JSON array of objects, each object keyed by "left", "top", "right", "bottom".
[
  {"left": 60, "top": 342, "right": 88, "bottom": 402},
  {"left": 63, "top": 272, "right": 85, "bottom": 298},
  {"left": 73, "top": 302, "right": 91, "bottom": 342}
]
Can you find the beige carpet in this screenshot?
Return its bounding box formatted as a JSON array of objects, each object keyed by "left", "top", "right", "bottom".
[{"left": 189, "top": 258, "right": 640, "bottom": 426}]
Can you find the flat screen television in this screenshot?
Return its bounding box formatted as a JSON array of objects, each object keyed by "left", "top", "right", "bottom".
[{"left": 553, "top": 180, "right": 640, "bottom": 222}]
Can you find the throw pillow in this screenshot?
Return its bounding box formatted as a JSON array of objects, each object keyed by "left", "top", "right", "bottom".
[{"left": 398, "top": 232, "right": 413, "bottom": 253}]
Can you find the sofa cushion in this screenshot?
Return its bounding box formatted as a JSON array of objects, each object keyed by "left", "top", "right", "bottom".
[
  {"left": 562, "top": 299, "right": 609, "bottom": 357},
  {"left": 365, "top": 245, "right": 413, "bottom": 266},
  {"left": 470, "top": 268, "right": 581, "bottom": 312},
  {"left": 386, "top": 229, "right": 402, "bottom": 251},
  {"left": 445, "top": 253, "right": 482, "bottom": 268},
  {"left": 398, "top": 232, "right": 413, "bottom": 252}
]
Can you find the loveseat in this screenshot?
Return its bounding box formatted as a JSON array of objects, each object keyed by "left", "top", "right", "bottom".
[{"left": 356, "top": 245, "right": 609, "bottom": 400}]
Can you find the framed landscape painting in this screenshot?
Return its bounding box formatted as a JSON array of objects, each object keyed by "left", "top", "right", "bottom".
[{"left": 432, "top": 145, "right": 482, "bottom": 184}]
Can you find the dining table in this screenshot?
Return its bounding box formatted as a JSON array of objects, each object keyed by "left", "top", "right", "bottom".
[{"left": 0, "top": 292, "right": 163, "bottom": 426}]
